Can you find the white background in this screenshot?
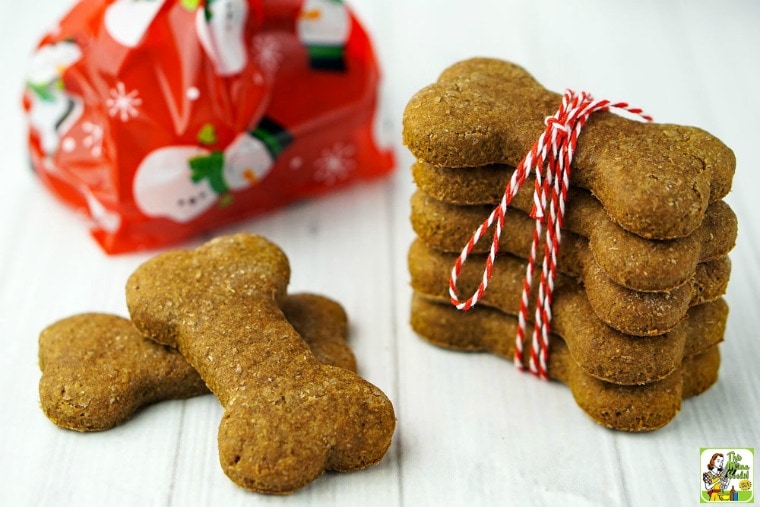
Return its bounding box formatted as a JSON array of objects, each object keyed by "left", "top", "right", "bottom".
[{"left": 1, "top": 1, "right": 758, "bottom": 506}]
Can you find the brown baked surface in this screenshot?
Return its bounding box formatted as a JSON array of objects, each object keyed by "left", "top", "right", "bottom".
[
  {"left": 410, "top": 167, "right": 737, "bottom": 291},
  {"left": 126, "top": 234, "right": 395, "bottom": 494},
  {"left": 39, "top": 313, "right": 208, "bottom": 432},
  {"left": 38, "top": 293, "right": 357, "bottom": 432},
  {"left": 409, "top": 237, "right": 729, "bottom": 337},
  {"left": 410, "top": 293, "right": 721, "bottom": 432},
  {"left": 409, "top": 239, "right": 727, "bottom": 384},
  {"left": 402, "top": 58, "right": 735, "bottom": 239}
]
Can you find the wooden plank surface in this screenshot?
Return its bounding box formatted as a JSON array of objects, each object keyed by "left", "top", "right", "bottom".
[{"left": 1, "top": 1, "right": 758, "bottom": 506}]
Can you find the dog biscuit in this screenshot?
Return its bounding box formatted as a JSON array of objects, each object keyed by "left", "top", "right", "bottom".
[
  {"left": 410, "top": 293, "right": 721, "bottom": 431},
  {"left": 410, "top": 193, "right": 731, "bottom": 335},
  {"left": 126, "top": 234, "right": 395, "bottom": 494},
  {"left": 409, "top": 239, "right": 727, "bottom": 384},
  {"left": 38, "top": 293, "right": 356, "bottom": 432},
  {"left": 402, "top": 58, "right": 735, "bottom": 239},
  {"left": 39, "top": 313, "right": 207, "bottom": 432},
  {"left": 412, "top": 163, "right": 737, "bottom": 292}
]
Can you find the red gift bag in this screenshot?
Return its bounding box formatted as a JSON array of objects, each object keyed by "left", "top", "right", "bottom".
[{"left": 23, "top": 0, "right": 394, "bottom": 253}]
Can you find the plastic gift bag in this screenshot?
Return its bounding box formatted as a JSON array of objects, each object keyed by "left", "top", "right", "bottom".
[{"left": 23, "top": 0, "right": 393, "bottom": 253}]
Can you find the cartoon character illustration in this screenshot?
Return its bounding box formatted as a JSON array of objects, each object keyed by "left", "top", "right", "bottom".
[
  {"left": 104, "top": 0, "right": 166, "bottom": 47},
  {"left": 703, "top": 453, "right": 731, "bottom": 501},
  {"left": 297, "top": 0, "right": 350, "bottom": 71},
  {"left": 133, "top": 117, "right": 292, "bottom": 222},
  {"left": 224, "top": 133, "right": 273, "bottom": 190},
  {"left": 195, "top": 0, "right": 248, "bottom": 75},
  {"left": 26, "top": 41, "right": 83, "bottom": 156},
  {"left": 133, "top": 145, "right": 217, "bottom": 222}
]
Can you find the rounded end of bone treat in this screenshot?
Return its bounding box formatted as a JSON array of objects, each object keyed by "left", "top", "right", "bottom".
[
  {"left": 698, "top": 200, "right": 738, "bottom": 261},
  {"left": 218, "top": 397, "right": 329, "bottom": 495},
  {"left": 38, "top": 314, "right": 140, "bottom": 431},
  {"left": 217, "top": 367, "right": 395, "bottom": 494},
  {"left": 582, "top": 262, "right": 691, "bottom": 337},
  {"left": 325, "top": 375, "right": 396, "bottom": 473},
  {"left": 589, "top": 218, "right": 700, "bottom": 292},
  {"left": 402, "top": 83, "right": 506, "bottom": 168},
  {"left": 402, "top": 58, "right": 553, "bottom": 169},
  {"left": 38, "top": 312, "right": 208, "bottom": 432},
  {"left": 571, "top": 369, "right": 683, "bottom": 432},
  {"left": 126, "top": 233, "right": 291, "bottom": 345},
  {"left": 39, "top": 379, "right": 157, "bottom": 432},
  {"left": 575, "top": 121, "right": 713, "bottom": 239},
  {"left": 437, "top": 57, "right": 534, "bottom": 84},
  {"left": 684, "top": 126, "right": 736, "bottom": 202}
]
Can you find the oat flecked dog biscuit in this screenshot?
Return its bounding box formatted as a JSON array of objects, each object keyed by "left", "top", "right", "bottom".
[
  {"left": 126, "top": 234, "right": 396, "bottom": 494},
  {"left": 39, "top": 313, "right": 207, "bottom": 432},
  {"left": 38, "top": 293, "right": 356, "bottom": 432},
  {"left": 410, "top": 188, "right": 735, "bottom": 293},
  {"left": 402, "top": 57, "right": 736, "bottom": 239},
  {"left": 409, "top": 235, "right": 728, "bottom": 338},
  {"left": 409, "top": 239, "right": 727, "bottom": 384},
  {"left": 411, "top": 163, "right": 738, "bottom": 292},
  {"left": 410, "top": 293, "right": 722, "bottom": 431},
  {"left": 410, "top": 196, "right": 731, "bottom": 335}
]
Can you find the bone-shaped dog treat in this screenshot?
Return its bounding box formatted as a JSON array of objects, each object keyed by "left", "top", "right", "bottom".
[
  {"left": 412, "top": 163, "right": 738, "bottom": 292},
  {"left": 38, "top": 313, "right": 208, "bottom": 432},
  {"left": 126, "top": 234, "right": 395, "bottom": 494},
  {"left": 410, "top": 293, "right": 722, "bottom": 431},
  {"left": 409, "top": 203, "right": 730, "bottom": 336},
  {"left": 402, "top": 58, "right": 736, "bottom": 239},
  {"left": 38, "top": 294, "right": 356, "bottom": 432},
  {"left": 583, "top": 257, "right": 729, "bottom": 337},
  {"left": 409, "top": 239, "right": 727, "bottom": 384}
]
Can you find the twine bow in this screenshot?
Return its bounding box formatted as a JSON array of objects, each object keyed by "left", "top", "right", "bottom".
[{"left": 448, "top": 90, "right": 652, "bottom": 379}]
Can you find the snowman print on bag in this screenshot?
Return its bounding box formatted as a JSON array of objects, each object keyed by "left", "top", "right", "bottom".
[
  {"left": 133, "top": 117, "right": 292, "bottom": 222},
  {"left": 195, "top": 0, "right": 249, "bottom": 76},
  {"left": 104, "top": 0, "right": 166, "bottom": 48},
  {"left": 26, "top": 41, "right": 83, "bottom": 156},
  {"left": 297, "top": 0, "right": 350, "bottom": 71}
]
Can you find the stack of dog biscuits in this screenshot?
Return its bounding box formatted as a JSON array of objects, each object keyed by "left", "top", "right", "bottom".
[{"left": 402, "top": 58, "right": 737, "bottom": 431}]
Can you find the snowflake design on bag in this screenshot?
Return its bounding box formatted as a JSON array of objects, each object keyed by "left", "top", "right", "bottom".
[
  {"left": 81, "top": 122, "right": 104, "bottom": 157},
  {"left": 106, "top": 82, "right": 142, "bottom": 122},
  {"left": 313, "top": 142, "right": 356, "bottom": 185},
  {"left": 252, "top": 35, "right": 283, "bottom": 75}
]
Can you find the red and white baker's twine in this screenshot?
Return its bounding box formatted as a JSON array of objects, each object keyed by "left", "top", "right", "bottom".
[{"left": 448, "top": 90, "right": 652, "bottom": 379}]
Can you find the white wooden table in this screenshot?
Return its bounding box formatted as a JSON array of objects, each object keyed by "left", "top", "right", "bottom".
[{"left": 1, "top": 1, "right": 758, "bottom": 505}]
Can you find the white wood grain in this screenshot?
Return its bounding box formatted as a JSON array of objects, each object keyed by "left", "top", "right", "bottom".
[{"left": 1, "top": 1, "right": 759, "bottom": 506}]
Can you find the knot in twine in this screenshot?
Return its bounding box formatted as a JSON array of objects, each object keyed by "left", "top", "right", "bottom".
[{"left": 448, "top": 89, "right": 652, "bottom": 379}]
